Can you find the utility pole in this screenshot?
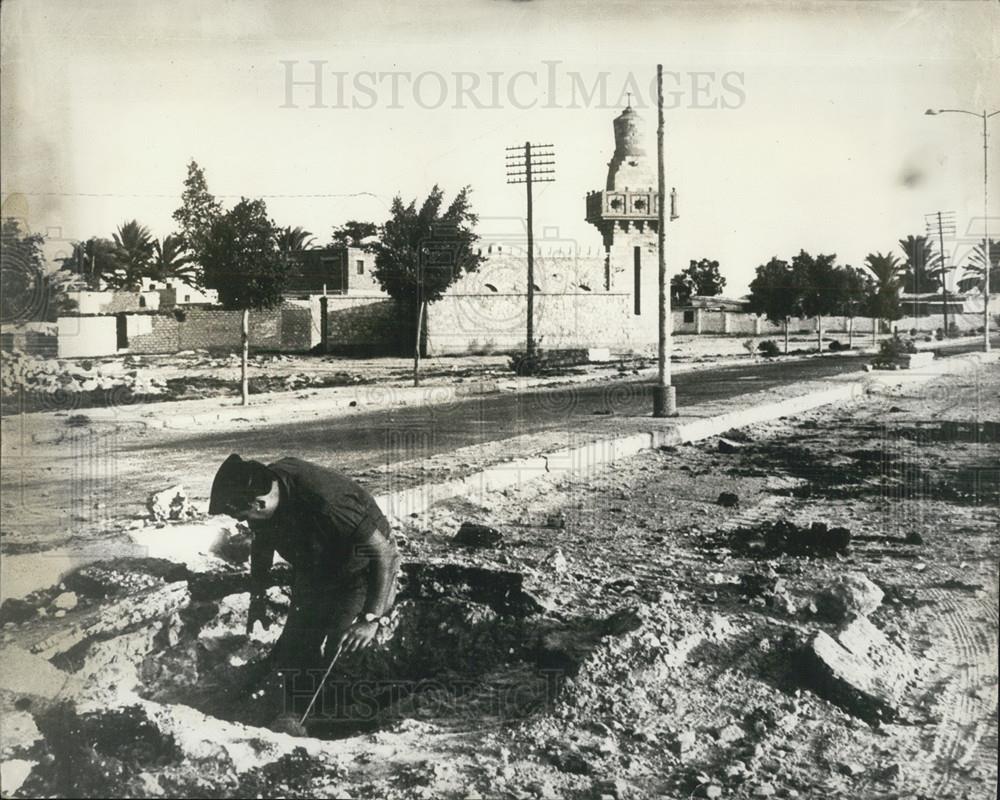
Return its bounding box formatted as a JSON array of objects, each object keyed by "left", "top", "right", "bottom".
[
  {"left": 653, "top": 64, "right": 677, "bottom": 417},
  {"left": 506, "top": 142, "right": 555, "bottom": 359},
  {"left": 925, "top": 210, "right": 955, "bottom": 337},
  {"left": 925, "top": 107, "right": 999, "bottom": 352}
]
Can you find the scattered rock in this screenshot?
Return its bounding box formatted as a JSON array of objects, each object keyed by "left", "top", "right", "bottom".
[
  {"left": 837, "top": 761, "right": 865, "bottom": 777},
  {"left": 147, "top": 485, "right": 195, "bottom": 522},
  {"left": 815, "top": 573, "right": 883, "bottom": 621},
  {"left": 718, "top": 438, "right": 744, "bottom": 454},
  {"left": 0, "top": 759, "right": 36, "bottom": 797},
  {"left": 904, "top": 530, "right": 924, "bottom": 545},
  {"left": 717, "top": 492, "right": 740, "bottom": 508},
  {"left": 796, "top": 627, "right": 901, "bottom": 725},
  {"left": 669, "top": 729, "right": 697, "bottom": 759},
  {"left": 51, "top": 592, "right": 78, "bottom": 612},
  {"left": 543, "top": 548, "right": 569, "bottom": 574},
  {"left": 751, "top": 784, "right": 775, "bottom": 797},
  {"left": 715, "top": 723, "right": 745, "bottom": 744},
  {"left": 454, "top": 522, "right": 504, "bottom": 549},
  {"left": 733, "top": 519, "right": 850, "bottom": 557},
  {"left": 705, "top": 786, "right": 724, "bottom": 799},
  {"left": 0, "top": 647, "right": 79, "bottom": 700}
]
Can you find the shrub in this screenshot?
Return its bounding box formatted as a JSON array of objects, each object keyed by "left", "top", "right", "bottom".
[
  {"left": 828, "top": 340, "right": 850, "bottom": 352},
  {"left": 872, "top": 335, "right": 917, "bottom": 368},
  {"left": 757, "top": 340, "right": 780, "bottom": 358}
]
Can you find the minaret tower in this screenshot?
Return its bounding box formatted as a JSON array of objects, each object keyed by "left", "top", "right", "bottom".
[{"left": 585, "top": 102, "right": 660, "bottom": 314}]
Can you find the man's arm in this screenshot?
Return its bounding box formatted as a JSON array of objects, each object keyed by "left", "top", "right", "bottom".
[
  {"left": 247, "top": 532, "right": 275, "bottom": 633},
  {"left": 338, "top": 528, "right": 401, "bottom": 653},
  {"left": 359, "top": 528, "right": 401, "bottom": 617}
]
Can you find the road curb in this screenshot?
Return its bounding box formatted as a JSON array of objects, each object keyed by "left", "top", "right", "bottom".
[{"left": 376, "top": 351, "right": 998, "bottom": 519}]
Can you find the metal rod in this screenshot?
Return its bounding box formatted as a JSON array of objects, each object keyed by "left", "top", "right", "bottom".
[{"left": 298, "top": 641, "right": 345, "bottom": 726}]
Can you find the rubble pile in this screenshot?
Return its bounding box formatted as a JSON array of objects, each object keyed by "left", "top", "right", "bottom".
[
  {"left": 730, "top": 519, "right": 852, "bottom": 557},
  {"left": 1, "top": 351, "right": 166, "bottom": 413}
]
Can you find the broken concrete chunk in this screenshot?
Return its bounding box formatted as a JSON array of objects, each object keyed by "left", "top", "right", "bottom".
[
  {"left": 0, "top": 647, "right": 80, "bottom": 700},
  {"left": 0, "top": 759, "right": 36, "bottom": 797},
  {"left": 52, "top": 591, "right": 78, "bottom": 611},
  {"left": 815, "top": 573, "right": 883, "bottom": 621},
  {"left": 147, "top": 485, "right": 195, "bottom": 522},
  {"left": 715, "top": 723, "right": 745, "bottom": 744},
  {"left": 797, "top": 630, "right": 899, "bottom": 724},
  {"left": 543, "top": 548, "right": 569, "bottom": 574},
  {"left": 454, "top": 523, "right": 503, "bottom": 549}
]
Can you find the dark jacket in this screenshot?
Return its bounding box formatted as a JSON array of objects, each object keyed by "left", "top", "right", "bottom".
[{"left": 250, "top": 458, "right": 394, "bottom": 588}]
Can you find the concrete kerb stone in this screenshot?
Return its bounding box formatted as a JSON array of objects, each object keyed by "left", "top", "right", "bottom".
[{"left": 380, "top": 351, "right": 997, "bottom": 520}]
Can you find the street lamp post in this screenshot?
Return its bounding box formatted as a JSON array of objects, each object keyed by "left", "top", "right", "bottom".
[{"left": 925, "top": 107, "right": 1000, "bottom": 353}]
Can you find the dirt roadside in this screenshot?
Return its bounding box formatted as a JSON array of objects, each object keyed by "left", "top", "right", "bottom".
[{"left": 0, "top": 357, "right": 996, "bottom": 799}]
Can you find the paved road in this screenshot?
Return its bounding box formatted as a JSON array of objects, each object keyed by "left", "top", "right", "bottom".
[
  {"left": 149, "top": 355, "right": 867, "bottom": 469},
  {"left": 4, "top": 344, "right": 990, "bottom": 549}
]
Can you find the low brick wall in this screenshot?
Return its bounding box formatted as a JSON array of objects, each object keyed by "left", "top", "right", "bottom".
[{"left": 125, "top": 306, "right": 313, "bottom": 354}]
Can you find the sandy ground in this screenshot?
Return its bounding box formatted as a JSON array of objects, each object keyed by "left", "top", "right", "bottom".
[{"left": 0, "top": 358, "right": 996, "bottom": 798}]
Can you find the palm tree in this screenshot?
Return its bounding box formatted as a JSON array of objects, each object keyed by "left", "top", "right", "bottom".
[
  {"left": 898, "top": 234, "right": 942, "bottom": 295},
  {"left": 152, "top": 234, "right": 201, "bottom": 287},
  {"left": 958, "top": 238, "right": 1000, "bottom": 293},
  {"left": 109, "top": 220, "right": 154, "bottom": 290},
  {"left": 59, "top": 237, "right": 117, "bottom": 290},
  {"left": 864, "top": 251, "right": 904, "bottom": 343},
  {"left": 274, "top": 226, "right": 315, "bottom": 255}
]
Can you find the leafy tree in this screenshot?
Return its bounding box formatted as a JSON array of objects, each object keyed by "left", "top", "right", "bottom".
[
  {"left": 747, "top": 257, "right": 801, "bottom": 354},
  {"left": 151, "top": 234, "right": 200, "bottom": 287},
  {"left": 670, "top": 258, "right": 726, "bottom": 306},
  {"left": 1, "top": 218, "right": 80, "bottom": 322},
  {"left": 201, "top": 198, "right": 289, "bottom": 404},
  {"left": 863, "top": 251, "right": 904, "bottom": 343},
  {"left": 106, "top": 220, "right": 155, "bottom": 290},
  {"left": 958, "top": 238, "right": 1000, "bottom": 293},
  {"left": 899, "top": 234, "right": 942, "bottom": 294},
  {"left": 60, "top": 237, "right": 117, "bottom": 289},
  {"left": 331, "top": 220, "right": 378, "bottom": 250},
  {"left": 373, "top": 186, "right": 483, "bottom": 384},
  {"left": 792, "top": 250, "right": 839, "bottom": 352},
  {"left": 172, "top": 160, "right": 222, "bottom": 262}
]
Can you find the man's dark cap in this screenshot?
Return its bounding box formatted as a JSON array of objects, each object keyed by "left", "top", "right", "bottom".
[{"left": 209, "top": 454, "right": 274, "bottom": 515}]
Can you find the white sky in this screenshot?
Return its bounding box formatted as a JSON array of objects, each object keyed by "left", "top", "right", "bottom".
[{"left": 2, "top": 0, "right": 997, "bottom": 293}]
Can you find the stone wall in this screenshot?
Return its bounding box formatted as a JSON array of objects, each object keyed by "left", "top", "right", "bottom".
[
  {"left": 425, "top": 292, "right": 643, "bottom": 355},
  {"left": 321, "top": 296, "right": 402, "bottom": 355}
]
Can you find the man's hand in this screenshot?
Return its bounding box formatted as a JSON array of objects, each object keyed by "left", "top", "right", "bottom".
[
  {"left": 246, "top": 595, "right": 271, "bottom": 634},
  {"left": 339, "top": 620, "right": 378, "bottom": 654}
]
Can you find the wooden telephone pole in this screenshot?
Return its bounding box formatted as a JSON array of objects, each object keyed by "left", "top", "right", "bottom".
[
  {"left": 506, "top": 142, "right": 555, "bottom": 358},
  {"left": 925, "top": 210, "right": 956, "bottom": 337},
  {"left": 653, "top": 64, "right": 677, "bottom": 417}
]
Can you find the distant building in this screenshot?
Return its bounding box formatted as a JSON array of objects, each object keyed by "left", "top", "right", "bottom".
[
  {"left": 140, "top": 277, "right": 218, "bottom": 307},
  {"left": 285, "top": 246, "right": 385, "bottom": 297}
]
